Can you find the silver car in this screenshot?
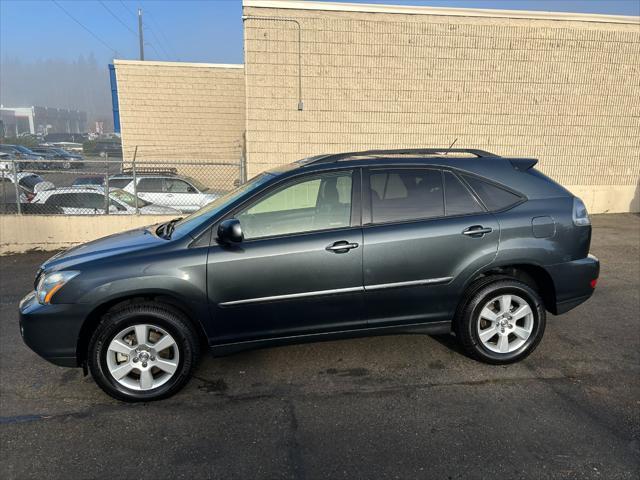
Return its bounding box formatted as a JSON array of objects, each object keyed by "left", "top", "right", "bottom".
[
  {"left": 32, "top": 186, "right": 181, "bottom": 215},
  {"left": 109, "top": 172, "right": 218, "bottom": 213}
]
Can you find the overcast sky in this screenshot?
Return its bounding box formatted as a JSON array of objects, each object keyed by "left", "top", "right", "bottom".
[{"left": 1, "top": 0, "right": 639, "bottom": 65}]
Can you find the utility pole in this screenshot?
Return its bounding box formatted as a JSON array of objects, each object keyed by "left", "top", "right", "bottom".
[{"left": 138, "top": 8, "right": 144, "bottom": 60}]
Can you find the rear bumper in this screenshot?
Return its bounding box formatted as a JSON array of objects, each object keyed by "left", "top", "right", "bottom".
[
  {"left": 546, "top": 254, "right": 600, "bottom": 315},
  {"left": 19, "top": 292, "right": 88, "bottom": 367}
]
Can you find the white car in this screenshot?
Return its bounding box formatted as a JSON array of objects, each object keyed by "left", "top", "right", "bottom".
[
  {"left": 109, "top": 172, "right": 219, "bottom": 213},
  {"left": 32, "top": 186, "right": 181, "bottom": 215}
]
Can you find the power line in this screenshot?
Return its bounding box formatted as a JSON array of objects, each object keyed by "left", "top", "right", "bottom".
[
  {"left": 99, "top": 0, "right": 137, "bottom": 37},
  {"left": 144, "top": 10, "right": 178, "bottom": 60},
  {"left": 145, "top": 41, "right": 164, "bottom": 60},
  {"left": 146, "top": 27, "right": 171, "bottom": 60},
  {"left": 118, "top": 0, "right": 136, "bottom": 17},
  {"left": 52, "top": 0, "right": 118, "bottom": 55}
]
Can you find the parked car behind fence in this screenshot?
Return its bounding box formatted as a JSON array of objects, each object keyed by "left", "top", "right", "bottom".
[
  {"left": 31, "top": 146, "right": 85, "bottom": 169},
  {"left": 31, "top": 186, "right": 181, "bottom": 215},
  {"left": 0, "top": 156, "right": 242, "bottom": 215},
  {"left": 0, "top": 145, "right": 45, "bottom": 169},
  {"left": 109, "top": 168, "right": 220, "bottom": 213}
]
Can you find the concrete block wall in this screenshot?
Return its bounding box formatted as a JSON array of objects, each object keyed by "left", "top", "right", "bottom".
[
  {"left": 113, "top": 60, "right": 246, "bottom": 189},
  {"left": 0, "top": 215, "right": 173, "bottom": 254},
  {"left": 243, "top": 1, "right": 640, "bottom": 213}
]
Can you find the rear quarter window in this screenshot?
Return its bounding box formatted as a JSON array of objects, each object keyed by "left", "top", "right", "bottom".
[
  {"left": 461, "top": 174, "right": 523, "bottom": 211},
  {"left": 444, "top": 171, "right": 484, "bottom": 216}
]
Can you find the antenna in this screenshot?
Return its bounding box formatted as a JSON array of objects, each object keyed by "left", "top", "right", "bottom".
[{"left": 445, "top": 138, "right": 458, "bottom": 155}]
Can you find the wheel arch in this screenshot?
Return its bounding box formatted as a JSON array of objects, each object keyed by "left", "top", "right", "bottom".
[
  {"left": 462, "top": 263, "right": 557, "bottom": 315},
  {"left": 76, "top": 292, "right": 209, "bottom": 365}
]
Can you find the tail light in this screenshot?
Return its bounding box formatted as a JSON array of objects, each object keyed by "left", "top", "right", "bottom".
[
  {"left": 590, "top": 278, "right": 598, "bottom": 289},
  {"left": 572, "top": 197, "right": 590, "bottom": 226},
  {"left": 26, "top": 192, "right": 35, "bottom": 202}
]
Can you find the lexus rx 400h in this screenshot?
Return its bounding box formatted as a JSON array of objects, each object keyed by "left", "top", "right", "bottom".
[{"left": 19, "top": 149, "right": 599, "bottom": 401}]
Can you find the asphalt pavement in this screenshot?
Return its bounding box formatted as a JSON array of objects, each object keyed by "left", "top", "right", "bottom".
[{"left": 0, "top": 214, "right": 638, "bottom": 479}]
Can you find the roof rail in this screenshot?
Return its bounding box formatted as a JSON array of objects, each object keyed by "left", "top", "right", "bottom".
[
  {"left": 120, "top": 167, "right": 178, "bottom": 175},
  {"left": 301, "top": 148, "right": 499, "bottom": 165}
]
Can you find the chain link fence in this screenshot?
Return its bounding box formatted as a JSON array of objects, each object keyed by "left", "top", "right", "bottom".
[{"left": 0, "top": 152, "right": 244, "bottom": 216}]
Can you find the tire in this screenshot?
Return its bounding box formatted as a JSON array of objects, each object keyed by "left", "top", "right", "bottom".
[
  {"left": 87, "top": 302, "right": 200, "bottom": 402},
  {"left": 455, "top": 278, "right": 546, "bottom": 364}
]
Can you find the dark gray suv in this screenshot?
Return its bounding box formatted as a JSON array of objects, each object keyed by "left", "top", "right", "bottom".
[{"left": 19, "top": 149, "right": 599, "bottom": 401}]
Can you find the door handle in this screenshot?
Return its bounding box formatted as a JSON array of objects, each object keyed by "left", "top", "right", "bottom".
[
  {"left": 462, "top": 226, "right": 493, "bottom": 237},
  {"left": 326, "top": 241, "right": 359, "bottom": 253}
]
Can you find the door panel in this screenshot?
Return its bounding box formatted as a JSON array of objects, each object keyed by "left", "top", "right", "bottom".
[
  {"left": 363, "top": 214, "right": 499, "bottom": 326},
  {"left": 207, "top": 228, "right": 364, "bottom": 343}
]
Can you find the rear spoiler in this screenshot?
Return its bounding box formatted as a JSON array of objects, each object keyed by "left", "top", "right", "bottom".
[{"left": 509, "top": 158, "right": 538, "bottom": 171}]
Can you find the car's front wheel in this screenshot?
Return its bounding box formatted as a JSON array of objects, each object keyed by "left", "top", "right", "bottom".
[
  {"left": 87, "top": 302, "right": 200, "bottom": 402},
  {"left": 456, "top": 278, "right": 546, "bottom": 364}
]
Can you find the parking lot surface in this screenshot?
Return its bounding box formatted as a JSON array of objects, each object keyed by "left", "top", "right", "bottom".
[{"left": 1, "top": 214, "right": 638, "bottom": 479}]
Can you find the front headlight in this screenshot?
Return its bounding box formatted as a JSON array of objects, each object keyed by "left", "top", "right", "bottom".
[{"left": 36, "top": 271, "right": 80, "bottom": 304}]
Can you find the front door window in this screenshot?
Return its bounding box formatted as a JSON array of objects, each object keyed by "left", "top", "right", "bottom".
[{"left": 237, "top": 171, "right": 353, "bottom": 239}]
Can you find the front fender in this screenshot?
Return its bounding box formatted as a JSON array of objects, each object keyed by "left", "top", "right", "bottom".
[{"left": 55, "top": 246, "right": 212, "bottom": 336}]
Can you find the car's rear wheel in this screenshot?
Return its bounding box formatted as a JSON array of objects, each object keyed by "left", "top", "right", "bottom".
[
  {"left": 456, "top": 278, "right": 546, "bottom": 364},
  {"left": 87, "top": 302, "right": 200, "bottom": 402}
]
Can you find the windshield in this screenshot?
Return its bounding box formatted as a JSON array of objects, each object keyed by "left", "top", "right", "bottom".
[
  {"left": 110, "top": 189, "right": 150, "bottom": 208},
  {"left": 174, "top": 173, "right": 274, "bottom": 232}
]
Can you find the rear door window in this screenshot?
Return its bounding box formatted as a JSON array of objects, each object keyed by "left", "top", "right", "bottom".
[
  {"left": 138, "top": 178, "right": 163, "bottom": 192},
  {"left": 78, "top": 193, "right": 106, "bottom": 209},
  {"left": 45, "top": 193, "right": 104, "bottom": 209},
  {"left": 444, "top": 171, "right": 484, "bottom": 216},
  {"left": 369, "top": 169, "right": 444, "bottom": 224},
  {"left": 45, "top": 194, "right": 75, "bottom": 207},
  {"left": 462, "top": 175, "right": 523, "bottom": 211}
]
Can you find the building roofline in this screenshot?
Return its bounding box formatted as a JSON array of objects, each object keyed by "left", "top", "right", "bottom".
[
  {"left": 243, "top": 0, "right": 639, "bottom": 25},
  {"left": 113, "top": 59, "right": 244, "bottom": 69}
]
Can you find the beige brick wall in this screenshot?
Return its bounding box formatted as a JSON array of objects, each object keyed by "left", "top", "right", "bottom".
[
  {"left": 243, "top": 2, "right": 640, "bottom": 212},
  {"left": 114, "top": 60, "right": 245, "bottom": 189}
]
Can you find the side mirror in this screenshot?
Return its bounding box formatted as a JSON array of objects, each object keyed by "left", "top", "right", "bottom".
[{"left": 217, "top": 218, "right": 243, "bottom": 244}]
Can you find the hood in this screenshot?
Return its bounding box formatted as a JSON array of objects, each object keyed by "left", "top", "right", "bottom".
[{"left": 42, "top": 226, "right": 165, "bottom": 271}]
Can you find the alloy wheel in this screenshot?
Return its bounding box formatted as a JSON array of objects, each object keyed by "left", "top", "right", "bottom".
[
  {"left": 105, "top": 324, "right": 180, "bottom": 391},
  {"left": 476, "top": 294, "right": 534, "bottom": 354}
]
